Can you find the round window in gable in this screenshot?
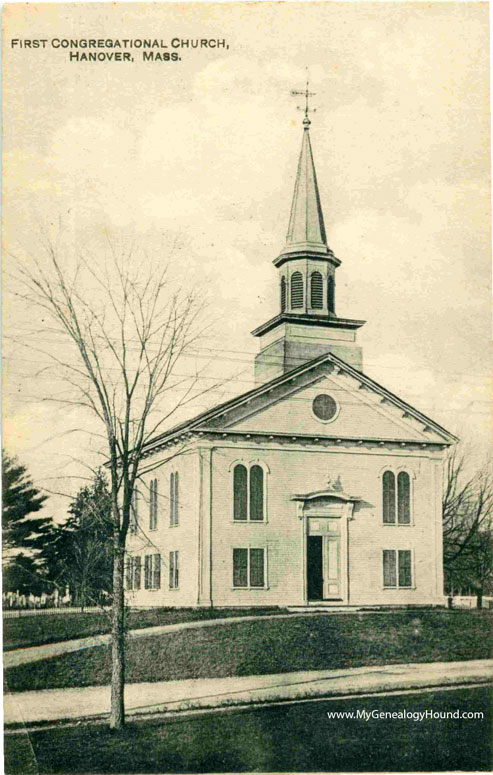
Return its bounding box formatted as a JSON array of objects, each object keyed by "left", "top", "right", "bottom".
[{"left": 312, "top": 394, "right": 338, "bottom": 423}]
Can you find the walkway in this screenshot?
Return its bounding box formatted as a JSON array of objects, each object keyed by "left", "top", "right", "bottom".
[{"left": 5, "top": 659, "right": 493, "bottom": 726}]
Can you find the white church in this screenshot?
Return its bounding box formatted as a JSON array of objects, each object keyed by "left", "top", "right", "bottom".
[{"left": 125, "top": 107, "right": 457, "bottom": 609}]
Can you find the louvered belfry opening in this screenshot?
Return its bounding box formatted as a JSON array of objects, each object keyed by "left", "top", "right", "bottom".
[
  {"left": 310, "top": 271, "right": 323, "bottom": 309},
  {"left": 328, "top": 275, "right": 335, "bottom": 314},
  {"left": 280, "top": 276, "right": 286, "bottom": 312},
  {"left": 290, "top": 271, "right": 304, "bottom": 309}
]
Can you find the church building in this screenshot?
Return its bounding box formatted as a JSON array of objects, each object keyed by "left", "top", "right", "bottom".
[{"left": 125, "top": 107, "right": 457, "bottom": 609}]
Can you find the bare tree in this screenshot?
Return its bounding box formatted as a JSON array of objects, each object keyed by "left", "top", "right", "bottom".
[
  {"left": 443, "top": 447, "right": 493, "bottom": 605},
  {"left": 12, "top": 235, "right": 221, "bottom": 729}
]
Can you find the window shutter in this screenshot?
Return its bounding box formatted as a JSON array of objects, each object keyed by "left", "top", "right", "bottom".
[
  {"left": 398, "top": 550, "right": 412, "bottom": 587},
  {"left": 397, "top": 472, "right": 411, "bottom": 524},
  {"left": 170, "top": 473, "right": 175, "bottom": 525},
  {"left": 153, "top": 554, "right": 161, "bottom": 589},
  {"left": 328, "top": 275, "right": 335, "bottom": 314},
  {"left": 130, "top": 490, "right": 138, "bottom": 534},
  {"left": 249, "top": 548, "right": 265, "bottom": 587},
  {"left": 134, "top": 557, "right": 141, "bottom": 590},
  {"left": 233, "top": 465, "right": 248, "bottom": 521},
  {"left": 249, "top": 465, "right": 264, "bottom": 521},
  {"left": 174, "top": 473, "right": 179, "bottom": 525},
  {"left": 280, "top": 277, "right": 286, "bottom": 312},
  {"left": 383, "top": 550, "right": 396, "bottom": 587},
  {"left": 383, "top": 471, "right": 396, "bottom": 524},
  {"left": 144, "top": 555, "right": 151, "bottom": 589},
  {"left": 290, "top": 272, "right": 304, "bottom": 309},
  {"left": 126, "top": 558, "right": 133, "bottom": 590},
  {"left": 233, "top": 548, "right": 248, "bottom": 587},
  {"left": 310, "top": 272, "right": 323, "bottom": 309}
]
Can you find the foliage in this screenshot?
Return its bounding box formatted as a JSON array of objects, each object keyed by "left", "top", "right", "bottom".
[
  {"left": 42, "top": 471, "right": 113, "bottom": 607},
  {"left": 2, "top": 450, "right": 50, "bottom": 556},
  {"left": 2, "top": 553, "right": 48, "bottom": 596},
  {"left": 443, "top": 449, "right": 493, "bottom": 600}
]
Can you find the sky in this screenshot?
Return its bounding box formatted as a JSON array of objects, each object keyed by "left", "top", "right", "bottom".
[{"left": 3, "top": 1, "right": 491, "bottom": 523}]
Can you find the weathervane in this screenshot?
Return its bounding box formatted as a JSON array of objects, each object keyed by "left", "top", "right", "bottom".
[{"left": 291, "top": 69, "right": 316, "bottom": 125}]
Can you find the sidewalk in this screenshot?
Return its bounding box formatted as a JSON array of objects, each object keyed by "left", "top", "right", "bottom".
[{"left": 4, "top": 659, "right": 493, "bottom": 727}]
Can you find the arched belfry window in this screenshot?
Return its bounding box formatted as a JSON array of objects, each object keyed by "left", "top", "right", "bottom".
[
  {"left": 280, "top": 277, "right": 286, "bottom": 312},
  {"left": 291, "top": 272, "right": 303, "bottom": 309},
  {"left": 310, "top": 272, "right": 323, "bottom": 309},
  {"left": 383, "top": 470, "right": 412, "bottom": 525},
  {"left": 328, "top": 275, "right": 335, "bottom": 314},
  {"left": 233, "top": 462, "right": 267, "bottom": 522}
]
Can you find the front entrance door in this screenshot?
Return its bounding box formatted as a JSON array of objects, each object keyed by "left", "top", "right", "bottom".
[{"left": 307, "top": 520, "right": 342, "bottom": 601}]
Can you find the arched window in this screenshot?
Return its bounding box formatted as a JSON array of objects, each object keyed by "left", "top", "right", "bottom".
[
  {"left": 290, "top": 272, "right": 303, "bottom": 309},
  {"left": 233, "top": 464, "right": 248, "bottom": 521},
  {"left": 328, "top": 275, "right": 335, "bottom": 314},
  {"left": 382, "top": 471, "right": 396, "bottom": 524},
  {"left": 280, "top": 277, "right": 286, "bottom": 312},
  {"left": 233, "top": 462, "right": 267, "bottom": 522},
  {"left": 397, "top": 472, "right": 411, "bottom": 525},
  {"left": 249, "top": 465, "right": 264, "bottom": 521},
  {"left": 383, "top": 470, "right": 412, "bottom": 525},
  {"left": 310, "top": 271, "right": 323, "bottom": 309}
]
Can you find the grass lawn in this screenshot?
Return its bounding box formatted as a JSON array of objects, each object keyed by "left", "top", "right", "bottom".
[
  {"left": 5, "top": 610, "right": 492, "bottom": 693},
  {"left": 3, "top": 607, "right": 287, "bottom": 651},
  {"left": 4, "top": 686, "right": 492, "bottom": 773}
]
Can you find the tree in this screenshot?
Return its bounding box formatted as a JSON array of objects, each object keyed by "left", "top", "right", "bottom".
[
  {"left": 2, "top": 552, "right": 48, "bottom": 596},
  {"left": 43, "top": 471, "right": 113, "bottom": 608},
  {"left": 443, "top": 448, "right": 493, "bottom": 605},
  {"left": 14, "top": 237, "right": 219, "bottom": 729},
  {"left": 2, "top": 450, "right": 51, "bottom": 559}
]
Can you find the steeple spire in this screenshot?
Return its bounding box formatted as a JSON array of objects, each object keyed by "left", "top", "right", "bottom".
[{"left": 285, "top": 124, "right": 327, "bottom": 251}]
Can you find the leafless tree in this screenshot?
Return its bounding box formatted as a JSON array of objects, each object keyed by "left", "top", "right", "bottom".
[
  {"left": 11, "top": 234, "right": 222, "bottom": 729},
  {"left": 443, "top": 447, "right": 493, "bottom": 605}
]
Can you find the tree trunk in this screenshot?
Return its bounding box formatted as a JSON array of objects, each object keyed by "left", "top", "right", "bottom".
[
  {"left": 110, "top": 546, "right": 125, "bottom": 729},
  {"left": 476, "top": 588, "right": 483, "bottom": 609}
]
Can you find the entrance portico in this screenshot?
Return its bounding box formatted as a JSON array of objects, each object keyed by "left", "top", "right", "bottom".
[{"left": 293, "top": 479, "right": 359, "bottom": 605}]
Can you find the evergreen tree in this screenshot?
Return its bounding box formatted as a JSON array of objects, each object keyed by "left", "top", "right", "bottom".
[{"left": 2, "top": 450, "right": 51, "bottom": 556}]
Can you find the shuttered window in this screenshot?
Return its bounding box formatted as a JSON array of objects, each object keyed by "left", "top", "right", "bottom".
[
  {"left": 290, "top": 271, "right": 303, "bottom": 309},
  {"left": 310, "top": 271, "right": 323, "bottom": 309},
  {"left": 249, "top": 465, "right": 264, "bottom": 521},
  {"left": 280, "top": 277, "right": 286, "bottom": 312},
  {"left": 382, "top": 471, "right": 396, "bottom": 524},
  {"left": 144, "top": 555, "right": 152, "bottom": 589},
  {"left": 233, "top": 548, "right": 266, "bottom": 588},
  {"left": 383, "top": 550, "right": 396, "bottom": 587},
  {"left": 328, "top": 275, "right": 335, "bottom": 313},
  {"left": 134, "top": 556, "right": 141, "bottom": 590},
  {"left": 397, "top": 472, "right": 411, "bottom": 524},
  {"left": 233, "top": 464, "right": 248, "bottom": 521},
  {"left": 126, "top": 558, "right": 134, "bottom": 590},
  {"left": 149, "top": 479, "right": 158, "bottom": 530},
  {"left": 170, "top": 472, "right": 179, "bottom": 526},
  {"left": 169, "top": 550, "right": 179, "bottom": 588},
  {"left": 383, "top": 550, "right": 413, "bottom": 588},
  {"left": 144, "top": 554, "right": 161, "bottom": 589}
]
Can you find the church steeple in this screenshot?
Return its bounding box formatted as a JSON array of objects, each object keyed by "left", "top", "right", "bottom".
[
  {"left": 251, "top": 100, "right": 366, "bottom": 386},
  {"left": 285, "top": 118, "right": 327, "bottom": 253}
]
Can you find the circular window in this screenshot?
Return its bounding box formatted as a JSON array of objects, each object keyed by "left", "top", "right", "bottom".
[{"left": 312, "top": 394, "right": 338, "bottom": 423}]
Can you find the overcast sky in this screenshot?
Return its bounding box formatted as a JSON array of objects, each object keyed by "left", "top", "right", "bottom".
[{"left": 3, "top": 2, "right": 491, "bottom": 522}]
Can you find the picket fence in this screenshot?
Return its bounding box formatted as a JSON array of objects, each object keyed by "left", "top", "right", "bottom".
[{"left": 3, "top": 606, "right": 110, "bottom": 619}]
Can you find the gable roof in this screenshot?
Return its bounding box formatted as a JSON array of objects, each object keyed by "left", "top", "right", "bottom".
[{"left": 142, "top": 351, "right": 458, "bottom": 454}]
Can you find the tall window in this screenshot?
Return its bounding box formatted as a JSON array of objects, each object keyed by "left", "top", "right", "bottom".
[
  {"left": 290, "top": 271, "right": 303, "bottom": 309},
  {"left": 126, "top": 556, "right": 142, "bottom": 591},
  {"left": 149, "top": 479, "right": 158, "bottom": 530},
  {"left": 170, "top": 472, "right": 179, "bottom": 526},
  {"left": 130, "top": 489, "right": 139, "bottom": 534},
  {"left": 383, "top": 471, "right": 412, "bottom": 525},
  {"left": 280, "top": 276, "right": 286, "bottom": 312},
  {"left": 310, "top": 271, "right": 323, "bottom": 309},
  {"left": 328, "top": 275, "right": 335, "bottom": 313},
  {"left": 169, "top": 550, "right": 179, "bottom": 589},
  {"left": 233, "top": 548, "right": 266, "bottom": 588},
  {"left": 233, "top": 463, "right": 266, "bottom": 521},
  {"left": 144, "top": 554, "right": 161, "bottom": 590},
  {"left": 383, "top": 550, "right": 413, "bottom": 588}
]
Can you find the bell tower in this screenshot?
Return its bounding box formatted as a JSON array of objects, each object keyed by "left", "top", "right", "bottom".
[{"left": 252, "top": 87, "right": 365, "bottom": 384}]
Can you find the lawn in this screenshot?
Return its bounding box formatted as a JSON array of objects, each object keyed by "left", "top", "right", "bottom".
[
  {"left": 3, "top": 607, "right": 287, "bottom": 651},
  {"left": 5, "top": 610, "right": 492, "bottom": 693},
  {"left": 5, "top": 686, "right": 492, "bottom": 773}
]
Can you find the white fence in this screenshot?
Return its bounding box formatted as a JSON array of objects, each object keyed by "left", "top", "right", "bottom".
[
  {"left": 3, "top": 606, "right": 110, "bottom": 619},
  {"left": 449, "top": 596, "right": 493, "bottom": 609}
]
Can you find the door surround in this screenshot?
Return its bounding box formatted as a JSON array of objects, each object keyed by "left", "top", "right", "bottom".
[{"left": 292, "top": 485, "right": 359, "bottom": 605}]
